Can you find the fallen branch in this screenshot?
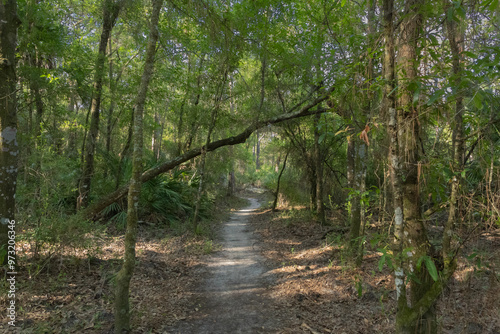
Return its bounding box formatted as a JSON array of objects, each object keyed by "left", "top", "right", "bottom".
[{"left": 82, "top": 86, "right": 335, "bottom": 220}]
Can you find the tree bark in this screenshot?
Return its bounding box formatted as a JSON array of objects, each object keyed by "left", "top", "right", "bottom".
[
  {"left": 272, "top": 152, "right": 288, "bottom": 211},
  {"left": 78, "top": 0, "right": 123, "bottom": 210},
  {"left": 104, "top": 34, "right": 116, "bottom": 177},
  {"left": 382, "top": 0, "right": 409, "bottom": 330},
  {"left": 81, "top": 87, "right": 335, "bottom": 220},
  {"left": 314, "top": 113, "right": 325, "bottom": 224},
  {"left": 113, "top": 0, "right": 162, "bottom": 332},
  {"left": 152, "top": 112, "right": 162, "bottom": 161},
  {"left": 0, "top": 0, "right": 19, "bottom": 265},
  {"left": 442, "top": 0, "right": 465, "bottom": 270},
  {"left": 397, "top": 0, "right": 436, "bottom": 332},
  {"left": 115, "top": 110, "right": 134, "bottom": 190}
]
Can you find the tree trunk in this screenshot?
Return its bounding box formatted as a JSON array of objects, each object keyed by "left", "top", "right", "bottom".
[
  {"left": 78, "top": 0, "right": 123, "bottom": 210},
  {"left": 104, "top": 34, "right": 116, "bottom": 177},
  {"left": 29, "top": 64, "right": 43, "bottom": 198},
  {"left": 309, "top": 164, "right": 317, "bottom": 212},
  {"left": 227, "top": 169, "right": 236, "bottom": 197},
  {"left": 314, "top": 113, "right": 325, "bottom": 224},
  {"left": 152, "top": 112, "right": 161, "bottom": 161},
  {"left": 192, "top": 69, "right": 227, "bottom": 231},
  {"left": 256, "top": 132, "right": 261, "bottom": 170},
  {"left": 397, "top": 0, "right": 436, "bottom": 332},
  {"left": 349, "top": 139, "right": 367, "bottom": 265},
  {"left": 113, "top": 0, "right": 161, "bottom": 332},
  {"left": 67, "top": 91, "right": 78, "bottom": 159},
  {"left": 0, "top": 0, "right": 19, "bottom": 265},
  {"left": 272, "top": 152, "right": 288, "bottom": 211},
  {"left": 347, "top": 132, "right": 358, "bottom": 238},
  {"left": 382, "top": 0, "right": 409, "bottom": 329},
  {"left": 227, "top": 76, "right": 236, "bottom": 197},
  {"left": 442, "top": 0, "right": 465, "bottom": 270}
]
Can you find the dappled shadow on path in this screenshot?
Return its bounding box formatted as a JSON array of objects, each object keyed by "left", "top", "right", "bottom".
[{"left": 164, "top": 197, "right": 283, "bottom": 334}]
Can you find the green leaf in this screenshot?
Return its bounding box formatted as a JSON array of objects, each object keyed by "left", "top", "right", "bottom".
[
  {"left": 490, "top": 0, "right": 499, "bottom": 11},
  {"left": 467, "top": 252, "right": 478, "bottom": 261},
  {"left": 473, "top": 92, "right": 483, "bottom": 109},
  {"left": 416, "top": 255, "right": 424, "bottom": 270},
  {"left": 318, "top": 133, "right": 326, "bottom": 144},
  {"left": 428, "top": 34, "right": 439, "bottom": 46},
  {"left": 424, "top": 257, "right": 439, "bottom": 281},
  {"left": 413, "top": 87, "right": 421, "bottom": 104},
  {"left": 407, "top": 272, "right": 422, "bottom": 284},
  {"left": 462, "top": 51, "right": 476, "bottom": 59},
  {"left": 456, "top": 5, "right": 466, "bottom": 20},
  {"left": 447, "top": 7, "right": 454, "bottom": 22},
  {"left": 378, "top": 254, "right": 386, "bottom": 271},
  {"left": 427, "top": 89, "right": 444, "bottom": 105}
]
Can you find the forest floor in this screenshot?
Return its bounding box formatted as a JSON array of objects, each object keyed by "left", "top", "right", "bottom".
[{"left": 1, "top": 190, "right": 499, "bottom": 333}]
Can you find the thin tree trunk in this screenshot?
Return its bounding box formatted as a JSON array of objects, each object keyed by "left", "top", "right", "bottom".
[
  {"left": 350, "top": 139, "right": 367, "bottom": 265},
  {"left": 104, "top": 35, "right": 116, "bottom": 177},
  {"left": 309, "top": 164, "right": 317, "bottom": 211},
  {"left": 152, "top": 112, "right": 161, "bottom": 161},
  {"left": 113, "top": 1, "right": 161, "bottom": 332},
  {"left": 115, "top": 111, "right": 134, "bottom": 190},
  {"left": 192, "top": 119, "right": 215, "bottom": 232},
  {"left": 29, "top": 68, "right": 43, "bottom": 198},
  {"left": 67, "top": 90, "right": 78, "bottom": 158},
  {"left": 314, "top": 113, "right": 326, "bottom": 224},
  {"left": 255, "top": 56, "right": 266, "bottom": 171},
  {"left": 382, "top": 0, "right": 409, "bottom": 330},
  {"left": 192, "top": 69, "right": 227, "bottom": 231},
  {"left": 227, "top": 75, "right": 236, "bottom": 197},
  {"left": 272, "top": 152, "right": 288, "bottom": 211},
  {"left": 0, "top": 0, "right": 19, "bottom": 265},
  {"left": 78, "top": 0, "right": 123, "bottom": 210},
  {"left": 442, "top": 0, "right": 465, "bottom": 270}
]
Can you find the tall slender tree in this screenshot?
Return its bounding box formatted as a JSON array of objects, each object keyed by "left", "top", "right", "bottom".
[
  {"left": 77, "top": 0, "right": 124, "bottom": 210},
  {"left": 114, "top": 0, "right": 162, "bottom": 332},
  {"left": 0, "top": 0, "right": 19, "bottom": 265},
  {"left": 442, "top": 0, "right": 465, "bottom": 271}
]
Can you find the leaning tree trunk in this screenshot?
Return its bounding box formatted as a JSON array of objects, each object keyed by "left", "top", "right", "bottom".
[
  {"left": 82, "top": 88, "right": 335, "bottom": 220},
  {"left": 113, "top": 1, "right": 161, "bottom": 332},
  {"left": 78, "top": 0, "right": 123, "bottom": 210},
  {"left": 0, "top": 0, "right": 19, "bottom": 265}
]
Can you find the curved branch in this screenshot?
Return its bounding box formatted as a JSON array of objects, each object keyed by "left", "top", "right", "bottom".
[{"left": 82, "top": 86, "right": 335, "bottom": 219}]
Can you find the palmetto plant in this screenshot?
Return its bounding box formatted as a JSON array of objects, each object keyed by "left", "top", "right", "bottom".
[{"left": 102, "top": 168, "right": 211, "bottom": 228}]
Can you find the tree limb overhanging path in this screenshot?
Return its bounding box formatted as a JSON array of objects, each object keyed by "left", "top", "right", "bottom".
[
  {"left": 165, "top": 197, "right": 281, "bottom": 333},
  {"left": 82, "top": 86, "right": 334, "bottom": 219}
]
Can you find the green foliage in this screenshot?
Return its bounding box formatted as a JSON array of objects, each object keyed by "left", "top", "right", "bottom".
[{"left": 416, "top": 256, "right": 439, "bottom": 281}]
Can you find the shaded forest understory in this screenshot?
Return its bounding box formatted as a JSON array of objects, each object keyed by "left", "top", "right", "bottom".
[
  {"left": 1, "top": 0, "right": 500, "bottom": 333},
  {"left": 1, "top": 191, "right": 498, "bottom": 334}
]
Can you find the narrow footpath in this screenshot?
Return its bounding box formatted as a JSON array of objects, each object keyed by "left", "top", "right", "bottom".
[{"left": 165, "top": 197, "right": 280, "bottom": 334}]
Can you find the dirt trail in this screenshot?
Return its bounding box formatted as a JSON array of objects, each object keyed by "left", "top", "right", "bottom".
[{"left": 166, "top": 197, "right": 280, "bottom": 334}]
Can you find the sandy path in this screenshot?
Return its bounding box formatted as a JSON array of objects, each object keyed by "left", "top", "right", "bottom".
[{"left": 166, "top": 197, "right": 278, "bottom": 334}]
